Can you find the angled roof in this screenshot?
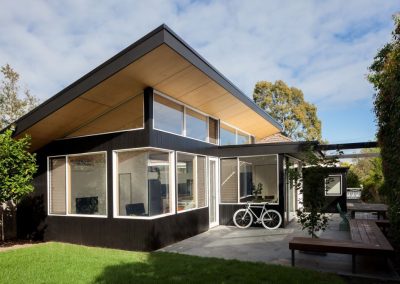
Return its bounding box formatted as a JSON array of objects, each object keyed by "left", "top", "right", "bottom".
[
  {"left": 257, "top": 132, "right": 292, "bottom": 143},
  {"left": 12, "top": 24, "right": 282, "bottom": 150}
]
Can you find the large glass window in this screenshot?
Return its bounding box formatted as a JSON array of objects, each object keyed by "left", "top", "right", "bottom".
[
  {"left": 115, "top": 149, "right": 172, "bottom": 217},
  {"left": 177, "top": 153, "right": 196, "bottom": 211},
  {"left": 237, "top": 130, "right": 250, "bottom": 145},
  {"left": 186, "top": 108, "right": 207, "bottom": 141},
  {"left": 221, "top": 155, "right": 279, "bottom": 204},
  {"left": 49, "top": 157, "right": 66, "bottom": 215},
  {"left": 220, "top": 124, "right": 237, "bottom": 146},
  {"left": 154, "top": 94, "right": 184, "bottom": 135},
  {"left": 239, "top": 155, "right": 278, "bottom": 204},
  {"left": 68, "top": 153, "right": 107, "bottom": 215},
  {"left": 220, "top": 158, "right": 238, "bottom": 203}
]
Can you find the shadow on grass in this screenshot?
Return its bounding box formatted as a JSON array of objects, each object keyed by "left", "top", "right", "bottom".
[{"left": 92, "top": 252, "right": 344, "bottom": 284}]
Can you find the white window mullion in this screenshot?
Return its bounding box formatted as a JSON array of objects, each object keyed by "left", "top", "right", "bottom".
[{"left": 65, "top": 156, "right": 69, "bottom": 216}]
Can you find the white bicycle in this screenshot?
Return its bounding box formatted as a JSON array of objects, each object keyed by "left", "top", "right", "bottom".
[{"left": 233, "top": 202, "right": 282, "bottom": 230}]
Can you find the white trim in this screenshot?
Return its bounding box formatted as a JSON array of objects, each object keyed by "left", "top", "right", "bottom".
[
  {"left": 114, "top": 212, "right": 175, "bottom": 220},
  {"left": 208, "top": 157, "right": 219, "bottom": 228},
  {"left": 113, "top": 147, "right": 175, "bottom": 220},
  {"left": 58, "top": 127, "right": 145, "bottom": 140},
  {"left": 176, "top": 206, "right": 208, "bottom": 214},
  {"left": 47, "top": 151, "right": 108, "bottom": 218}
]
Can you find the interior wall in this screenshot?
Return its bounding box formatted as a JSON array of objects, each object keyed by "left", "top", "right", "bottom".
[{"left": 254, "top": 164, "right": 277, "bottom": 199}]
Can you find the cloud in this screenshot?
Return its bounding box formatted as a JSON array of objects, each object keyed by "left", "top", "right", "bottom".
[{"left": 0, "top": 0, "right": 398, "bottom": 141}]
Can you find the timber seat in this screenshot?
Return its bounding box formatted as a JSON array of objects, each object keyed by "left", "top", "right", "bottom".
[{"left": 289, "top": 219, "right": 394, "bottom": 273}]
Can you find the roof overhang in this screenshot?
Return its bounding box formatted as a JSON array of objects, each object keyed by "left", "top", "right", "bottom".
[{"left": 11, "top": 24, "right": 282, "bottom": 151}]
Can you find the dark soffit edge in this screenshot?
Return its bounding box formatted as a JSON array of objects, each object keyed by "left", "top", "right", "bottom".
[
  {"left": 217, "top": 140, "right": 319, "bottom": 152},
  {"left": 317, "top": 141, "right": 378, "bottom": 151},
  {"left": 11, "top": 24, "right": 283, "bottom": 137}
]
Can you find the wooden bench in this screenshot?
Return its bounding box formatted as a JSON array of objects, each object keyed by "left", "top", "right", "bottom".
[{"left": 289, "top": 220, "right": 394, "bottom": 273}]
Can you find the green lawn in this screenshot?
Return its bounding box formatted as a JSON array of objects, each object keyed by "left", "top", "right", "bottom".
[{"left": 0, "top": 242, "right": 344, "bottom": 284}]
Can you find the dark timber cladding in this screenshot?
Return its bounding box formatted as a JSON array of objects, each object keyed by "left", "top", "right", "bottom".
[{"left": 29, "top": 130, "right": 211, "bottom": 251}]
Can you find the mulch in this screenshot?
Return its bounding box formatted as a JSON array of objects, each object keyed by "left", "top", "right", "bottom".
[{"left": 0, "top": 240, "right": 43, "bottom": 252}]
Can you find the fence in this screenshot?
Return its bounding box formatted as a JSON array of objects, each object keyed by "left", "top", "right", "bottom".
[{"left": 347, "top": 188, "right": 362, "bottom": 200}]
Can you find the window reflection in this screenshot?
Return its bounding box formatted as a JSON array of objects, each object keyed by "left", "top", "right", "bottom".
[
  {"left": 186, "top": 108, "right": 207, "bottom": 141},
  {"left": 154, "top": 94, "right": 184, "bottom": 135}
]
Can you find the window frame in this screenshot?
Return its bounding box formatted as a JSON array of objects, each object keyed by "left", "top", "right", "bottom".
[
  {"left": 47, "top": 151, "right": 108, "bottom": 218},
  {"left": 153, "top": 90, "right": 255, "bottom": 146},
  {"left": 176, "top": 151, "right": 209, "bottom": 214},
  {"left": 324, "top": 175, "right": 342, "bottom": 196},
  {"left": 112, "top": 147, "right": 176, "bottom": 220},
  {"left": 220, "top": 121, "right": 252, "bottom": 145},
  {"left": 219, "top": 154, "right": 279, "bottom": 205}
]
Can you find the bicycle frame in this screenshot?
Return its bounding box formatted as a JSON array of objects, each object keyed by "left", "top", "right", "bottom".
[{"left": 244, "top": 203, "right": 271, "bottom": 224}]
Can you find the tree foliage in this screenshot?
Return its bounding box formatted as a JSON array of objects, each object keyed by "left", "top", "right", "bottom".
[
  {"left": 368, "top": 15, "right": 400, "bottom": 244},
  {"left": 0, "top": 64, "right": 39, "bottom": 129},
  {"left": 346, "top": 169, "right": 361, "bottom": 188},
  {"left": 253, "top": 80, "right": 321, "bottom": 141},
  {"left": 295, "top": 149, "right": 336, "bottom": 238},
  {"left": 0, "top": 129, "right": 37, "bottom": 204}
]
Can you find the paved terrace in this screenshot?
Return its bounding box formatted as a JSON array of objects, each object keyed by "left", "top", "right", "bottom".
[{"left": 160, "top": 215, "right": 399, "bottom": 281}]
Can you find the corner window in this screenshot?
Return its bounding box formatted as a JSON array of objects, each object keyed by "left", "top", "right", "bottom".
[
  {"left": 115, "top": 149, "right": 173, "bottom": 217},
  {"left": 48, "top": 152, "right": 107, "bottom": 217},
  {"left": 154, "top": 94, "right": 184, "bottom": 135},
  {"left": 325, "top": 175, "right": 342, "bottom": 196}
]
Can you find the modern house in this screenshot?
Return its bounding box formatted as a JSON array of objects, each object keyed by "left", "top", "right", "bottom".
[{"left": 13, "top": 24, "right": 315, "bottom": 251}]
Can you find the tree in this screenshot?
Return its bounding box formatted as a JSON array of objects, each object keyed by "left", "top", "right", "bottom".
[
  {"left": 346, "top": 169, "right": 361, "bottom": 188},
  {"left": 253, "top": 80, "right": 322, "bottom": 141},
  {"left": 0, "top": 64, "right": 39, "bottom": 129},
  {"left": 368, "top": 15, "right": 400, "bottom": 244},
  {"left": 0, "top": 129, "right": 37, "bottom": 241}
]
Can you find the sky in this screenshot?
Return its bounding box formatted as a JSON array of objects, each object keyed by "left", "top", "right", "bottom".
[{"left": 0, "top": 0, "right": 399, "bottom": 143}]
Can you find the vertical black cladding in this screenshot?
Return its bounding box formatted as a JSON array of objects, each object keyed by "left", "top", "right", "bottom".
[{"left": 23, "top": 90, "right": 211, "bottom": 251}]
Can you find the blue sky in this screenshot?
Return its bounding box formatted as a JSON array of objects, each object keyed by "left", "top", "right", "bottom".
[{"left": 0, "top": 0, "right": 399, "bottom": 143}]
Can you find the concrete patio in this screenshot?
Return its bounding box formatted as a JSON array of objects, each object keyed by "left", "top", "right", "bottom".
[{"left": 160, "top": 215, "right": 399, "bottom": 281}]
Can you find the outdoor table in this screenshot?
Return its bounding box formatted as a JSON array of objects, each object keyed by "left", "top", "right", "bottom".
[{"left": 347, "top": 202, "right": 388, "bottom": 219}]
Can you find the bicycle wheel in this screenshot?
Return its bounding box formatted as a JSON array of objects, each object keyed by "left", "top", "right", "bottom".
[
  {"left": 261, "top": 209, "right": 282, "bottom": 230},
  {"left": 233, "top": 209, "right": 253, "bottom": 228}
]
